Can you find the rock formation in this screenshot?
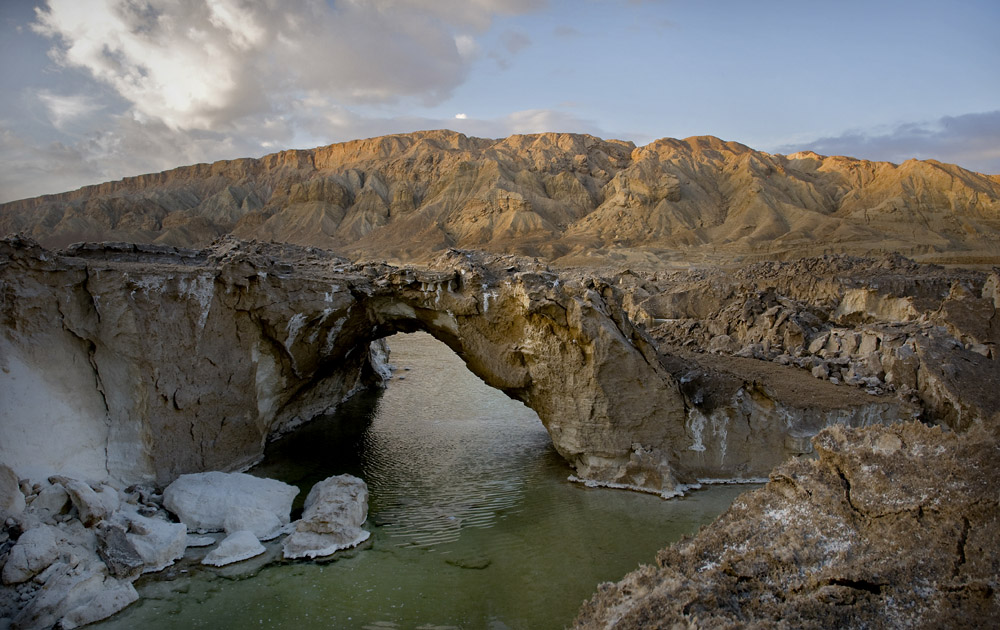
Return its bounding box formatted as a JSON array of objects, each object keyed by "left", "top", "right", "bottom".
[
  {"left": 2, "top": 131, "right": 998, "bottom": 267},
  {"left": 0, "top": 476, "right": 169, "bottom": 629},
  {"left": 0, "top": 469, "right": 368, "bottom": 626},
  {"left": 3, "top": 236, "right": 993, "bottom": 498},
  {"left": 575, "top": 421, "right": 1000, "bottom": 629},
  {"left": 4, "top": 236, "right": 951, "bottom": 501},
  {"left": 282, "top": 474, "right": 370, "bottom": 560},
  {"left": 567, "top": 257, "right": 1000, "bottom": 627}
]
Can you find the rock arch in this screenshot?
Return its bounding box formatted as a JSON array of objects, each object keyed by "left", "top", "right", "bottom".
[{"left": 1, "top": 238, "right": 689, "bottom": 493}]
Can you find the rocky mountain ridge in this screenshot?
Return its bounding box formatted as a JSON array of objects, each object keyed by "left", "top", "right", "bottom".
[{"left": 2, "top": 130, "right": 999, "bottom": 266}]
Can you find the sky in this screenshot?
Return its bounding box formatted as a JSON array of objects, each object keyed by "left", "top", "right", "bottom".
[{"left": 1, "top": 0, "right": 998, "bottom": 203}]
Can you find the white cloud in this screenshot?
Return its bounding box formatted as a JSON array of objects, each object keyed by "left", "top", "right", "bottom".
[
  {"left": 31, "top": 0, "right": 546, "bottom": 132},
  {"left": 2, "top": 1, "right": 609, "bottom": 201},
  {"left": 35, "top": 90, "right": 103, "bottom": 130}
]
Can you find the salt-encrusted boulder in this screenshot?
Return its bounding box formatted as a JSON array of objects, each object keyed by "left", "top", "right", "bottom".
[
  {"left": 202, "top": 530, "right": 266, "bottom": 567},
  {"left": 51, "top": 477, "right": 121, "bottom": 527},
  {"left": 0, "top": 463, "right": 25, "bottom": 522},
  {"left": 10, "top": 558, "right": 137, "bottom": 630},
  {"left": 2, "top": 524, "right": 62, "bottom": 585},
  {"left": 223, "top": 505, "right": 287, "bottom": 541},
  {"left": 119, "top": 510, "right": 188, "bottom": 573},
  {"left": 59, "top": 579, "right": 139, "bottom": 630},
  {"left": 283, "top": 474, "right": 370, "bottom": 559},
  {"left": 162, "top": 471, "right": 298, "bottom": 534},
  {"left": 24, "top": 482, "right": 71, "bottom": 524}
]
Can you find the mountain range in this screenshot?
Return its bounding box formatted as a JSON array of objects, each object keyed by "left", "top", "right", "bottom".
[{"left": 2, "top": 129, "right": 998, "bottom": 267}]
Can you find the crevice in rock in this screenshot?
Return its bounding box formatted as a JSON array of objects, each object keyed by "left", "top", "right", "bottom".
[
  {"left": 837, "top": 469, "right": 860, "bottom": 515},
  {"left": 954, "top": 516, "right": 970, "bottom": 577},
  {"left": 824, "top": 577, "right": 884, "bottom": 595}
]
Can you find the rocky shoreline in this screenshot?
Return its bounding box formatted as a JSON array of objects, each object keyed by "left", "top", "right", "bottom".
[{"left": 0, "top": 470, "right": 370, "bottom": 629}]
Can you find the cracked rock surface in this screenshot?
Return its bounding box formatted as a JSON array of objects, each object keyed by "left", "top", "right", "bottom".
[{"left": 574, "top": 421, "right": 1000, "bottom": 629}]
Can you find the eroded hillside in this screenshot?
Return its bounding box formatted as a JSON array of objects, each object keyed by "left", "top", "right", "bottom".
[{"left": 2, "top": 131, "right": 998, "bottom": 266}]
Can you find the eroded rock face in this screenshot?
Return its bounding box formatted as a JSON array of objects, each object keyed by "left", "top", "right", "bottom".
[
  {"left": 0, "top": 237, "right": 985, "bottom": 498},
  {"left": 626, "top": 254, "right": 1000, "bottom": 435},
  {"left": 574, "top": 422, "right": 1000, "bottom": 629},
  {"left": 0, "top": 237, "right": 692, "bottom": 494}
]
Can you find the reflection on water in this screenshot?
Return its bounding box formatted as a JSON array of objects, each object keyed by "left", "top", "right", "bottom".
[{"left": 96, "top": 332, "right": 756, "bottom": 630}]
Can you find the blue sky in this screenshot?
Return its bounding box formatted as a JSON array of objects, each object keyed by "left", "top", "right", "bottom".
[{"left": 1, "top": 0, "right": 998, "bottom": 202}]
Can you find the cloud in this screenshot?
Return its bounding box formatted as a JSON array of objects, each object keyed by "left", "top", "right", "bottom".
[
  {"left": 777, "top": 111, "right": 1000, "bottom": 175},
  {"left": 31, "top": 0, "right": 546, "bottom": 131},
  {"left": 500, "top": 29, "right": 531, "bottom": 55},
  {"left": 0, "top": 126, "right": 101, "bottom": 203},
  {"left": 0, "top": 104, "right": 610, "bottom": 203},
  {"left": 0, "top": 114, "right": 275, "bottom": 203},
  {"left": 36, "top": 90, "right": 104, "bottom": 130}
]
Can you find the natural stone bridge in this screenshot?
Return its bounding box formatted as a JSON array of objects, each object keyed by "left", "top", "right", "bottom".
[{"left": 1, "top": 237, "right": 906, "bottom": 494}]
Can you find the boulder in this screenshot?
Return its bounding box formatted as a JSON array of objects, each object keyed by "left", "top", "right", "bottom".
[
  {"left": 0, "top": 463, "right": 25, "bottom": 522},
  {"left": 52, "top": 477, "right": 121, "bottom": 527},
  {"left": 95, "top": 523, "right": 144, "bottom": 580},
  {"left": 201, "top": 530, "right": 266, "bottom": 567},
  {"left": 11, "top": 558, "right": 135, "bottom": 630},
  {"left": 121, "top": 511, "right": 188, "bottom": 573},
  {"left": 162, "top": 471, "right": 298, "bottom": 534},
  {"left": 2, "top": 524, "right": 62, "bottom": 585},
  {"left": 24, "top": 482, "right": 71, "bottom": 523},
  {"left": 60, "top": 580, "right": 139, "bottom": 629},
  {"left": 223, "top": 505, "right": 287, "bottom": 541},
  {"left": 283, "top": 474, "right": 370, "bottom": 559}
]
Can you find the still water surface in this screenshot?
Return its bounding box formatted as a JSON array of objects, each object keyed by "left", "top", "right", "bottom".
[{"left": 96, "top": 332, "right": 754, "bottom": 629}]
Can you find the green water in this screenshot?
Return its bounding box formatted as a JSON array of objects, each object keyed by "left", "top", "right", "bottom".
[{"left": 96, "top": 332, "right": 755, "bottom": 630}]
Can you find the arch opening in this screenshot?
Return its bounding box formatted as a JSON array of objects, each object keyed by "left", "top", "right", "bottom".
[{"left": 256, "top": 331, "right": 555, "bottom": 540}]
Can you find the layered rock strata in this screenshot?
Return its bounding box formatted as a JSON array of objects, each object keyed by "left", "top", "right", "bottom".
[{"left": 622, "top": 254, "right": 999, "bottom": 433}]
